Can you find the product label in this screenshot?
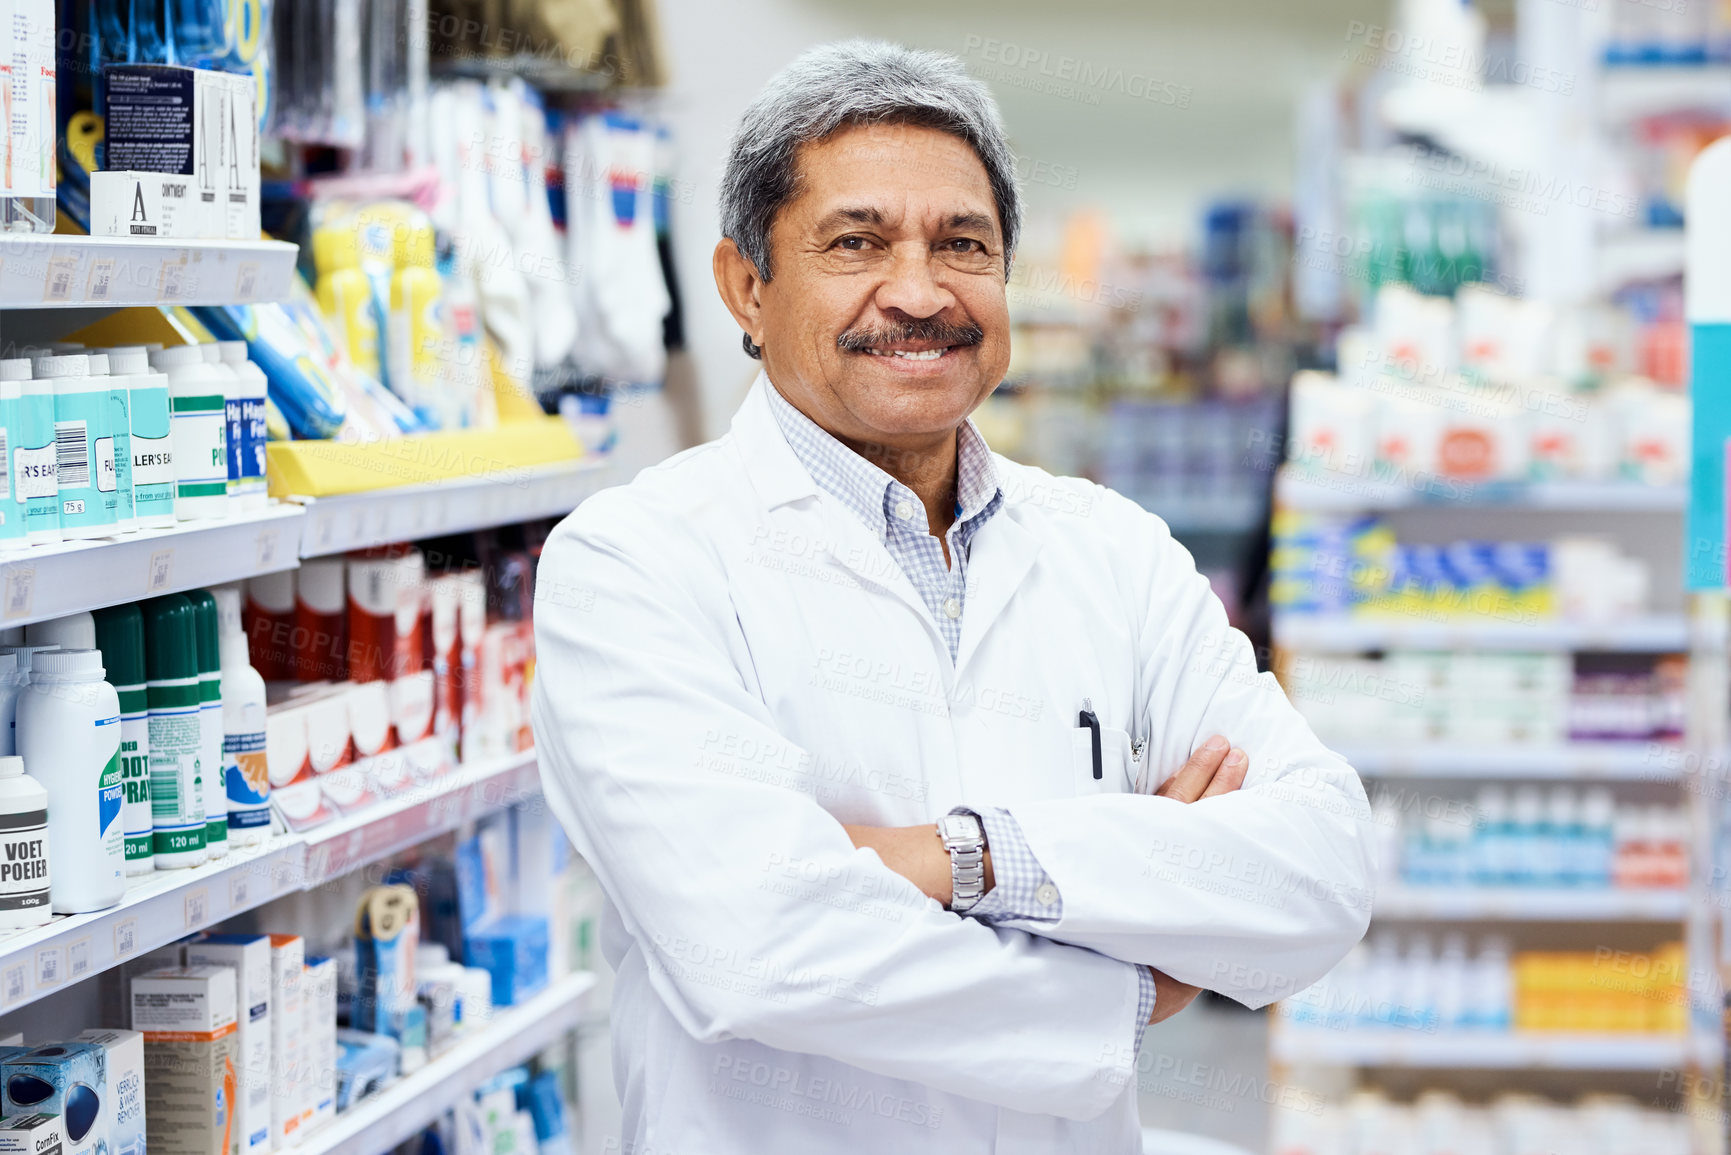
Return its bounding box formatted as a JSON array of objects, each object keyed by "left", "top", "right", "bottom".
[
  {"left": 169, "top": 396, "right": 226, "bottom": 500},
  {"left": 224, "top": 730, "right": 269, "bottom": 827},
  {"left": 225, "top": 396, "right": 243, "bottom": 492},
  {"left": 99, "top": 733, "right": 124, "bottom": 858},
  {"left": 14, "top": 444, "right": 56, "bottom": 499},
  {"left": 118, "top": 701, "right": 153, "bottom": 865},
  {"left": 147, "top": 684, "right": 205, "bottom": 855},
  {"left": 0, "top": 807, "right": 48, "bottom": 911},
  {"left": 131, "top": 432, "right": 175, "bottom": 486},
  {"left": 108, "top": 388, "right": 133, "bottom": 516},
  {"left": 201, "top": 689, "right": 225, "bottom": 846},
  {"left": 242, "top": 396, "right": 266, "bottom": 483},
  {"left": 56, "top": 391, "right": 113, "bottom": 531}
]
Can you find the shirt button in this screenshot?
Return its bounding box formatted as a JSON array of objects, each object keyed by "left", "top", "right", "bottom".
[
  {"left": 894, "top": 500, "right": 915, "bottom": 521},
  {"left": 943, "top": 597, "right": 961, "bottom": 619},
  {"left": 1036, "top": 884, "right": 1059, "bottom": 907}
]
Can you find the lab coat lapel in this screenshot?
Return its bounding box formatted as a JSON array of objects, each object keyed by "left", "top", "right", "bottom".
[
  {"left": 729, "top": 374, "right": 947, "bottom": 645},
  {"left": 954, "top": 508, "right": 1042, "bottom": 680}
]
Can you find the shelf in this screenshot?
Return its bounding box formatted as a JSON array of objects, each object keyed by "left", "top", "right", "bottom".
[
  {"left": 0, "top": 235, "right": 299, "bottom": 308},
  {"left": 0, "top": 834, "right": 303, "bottom": 1015},
  {"left": 1375, "top": 886, "right": 1687, "bottom": 921},
  {"left": 0, "top": 750, "right": 546, "bottom": 1015},
  {"left": 0, "top": 503, "right": 304, "bottom": 628},
  {"left": 297, "top": 750, "right": 542, "bottom": 887},
  {"left": 1601, "top": 64, "right": 1731, "bottom": 124},
  {"left": 1277, "top": 471, "right": 1686, "bottom": 513},
  {"left": 1274, "top": 614, "right": 1688, "bottom": 653},
  {"left": 293, "top": 459, "right": 608, "bottom": 557},
  {"left": 1270, "top": 1028, "right": 1710, "bottom": 1070},
  {"left": 300, "top": 971, "right": 597, "bottom": 1155},
  {"left": 1597, "top": 227, "right": 1687, "bottom": 290},
  {"left": 1337, "top": 742, "right": 1678, "bottom": 779},
  {"left": 1125, "top": 492, "right": 1266, "bottom": 535}
]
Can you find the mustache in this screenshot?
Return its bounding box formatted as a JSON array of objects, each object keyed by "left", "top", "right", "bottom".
[{"left": 836, "top": 318, "right": 985, "bottom": 352}]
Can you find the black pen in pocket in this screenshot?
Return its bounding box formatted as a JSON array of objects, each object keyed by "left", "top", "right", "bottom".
[{"left": 1078, "top": 698, "right": 1102, "bottom": 780}]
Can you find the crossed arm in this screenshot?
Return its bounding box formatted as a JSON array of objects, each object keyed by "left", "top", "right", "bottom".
[{"left": 843, "top": 737, "right": 1251, "bottom": 1026}]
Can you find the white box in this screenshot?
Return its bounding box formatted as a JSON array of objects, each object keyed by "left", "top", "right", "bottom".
[
  {"left": 221, "top": 72, "right": 259, "bottom": 240},
  {"left": 184, "top": 935, "right": 273, "bottom": 1155},
  {"left": 90, "top": 170, "right": 214, "bottom": 239},
  {"left": 132, "top": 966, "right": 240, "bottom": 1155},
  {"left": 7, "top": 0, "right": 55, "bottom": 199},
  {"left": 302, "top": 956, "right": 338, "bottom": 1134},
  {"left": 0, "top": 1115, "right": 67, "bottom": 1155},
  {"left": 73, "top": 1029, "right": 145, "bottom": 1155},
  {"left": 267, "top": 934, "right": 305, "bottom": 1149}
]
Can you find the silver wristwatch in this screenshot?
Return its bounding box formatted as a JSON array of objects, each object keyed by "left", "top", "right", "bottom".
[{"left": 938, "top": 812, "right": 987, "bottom": 913}]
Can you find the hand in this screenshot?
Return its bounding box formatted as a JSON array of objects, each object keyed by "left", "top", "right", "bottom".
[
  {"left": 842, "top": 823, "right": 994, "bottom": 907},
  {"left": 1146, "top": 966, "right": 1202, "bottom": 1025},
  {"left": 1156, "top": 734, "right": 1248, "bottom": 803}
]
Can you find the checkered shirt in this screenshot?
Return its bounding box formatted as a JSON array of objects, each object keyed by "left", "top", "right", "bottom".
[{"left": 765, "top": 380, "right": 1158, "bottom": 1043}]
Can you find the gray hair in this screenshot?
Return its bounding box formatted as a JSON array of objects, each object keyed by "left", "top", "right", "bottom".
[{"left": 720, "top": 41, "right": 1021, "bottom": 357}]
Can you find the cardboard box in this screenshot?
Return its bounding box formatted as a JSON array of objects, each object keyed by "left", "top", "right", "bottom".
[
  {"left": 1, "top": 1043, "right": 104, "bottom": 1155},
  {"left": 102, "top": 66, "right": 229, "bottom": 225},
  {"left": 72, "top": 1030, "right": 145, "bottom": 1155},
  {"left": 302, "top": 956, "right": 338, "bottom": 1133},
  {"left": 89, "top": 170, "right": 213, "bottom": 239},
  {"left": 220, "top": 72, "right": 259, "bottom": 240},
  {"left": 266, "top": 934, "right": 305, "bottom": 1149},
  {"left": 184, "top": 936, "right": 272, "bottom": 1155},
  {"left": 0, "top": 1115, "right": 68, "bottom": 1155},
  {"left": 131, "top": 967, "right": 239, "bottom": 1155}
]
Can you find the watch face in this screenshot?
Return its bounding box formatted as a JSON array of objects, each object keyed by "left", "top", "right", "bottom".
[{"left": 941, "top": 815, "right": 977, "bottom": 841}]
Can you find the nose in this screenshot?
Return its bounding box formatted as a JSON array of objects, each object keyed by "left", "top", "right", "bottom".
[{"left": 873, "top": 242, "right": 956, "bottom": 319}]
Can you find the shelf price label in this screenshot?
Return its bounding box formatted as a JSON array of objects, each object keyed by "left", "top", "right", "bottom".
[
  {"left": 2, "top": 565, "right": 33, "bottom": 620},
  {"left": 87, "top": 259, "right": 116, "bottom": 302},
  {"left": 45, "top": 254, "right": 77, "bottom": 302},
  {"left": 34, "top": 946, "right": 61, "bottom": 988},
  {"left": 159, "top": 262, "right": 187, "bottom": 302},
  {"left": 229, "top": 871, "right": 250, "bottom": 910},
  {"left": 147, "top": 549, "right": 174, "bottom": 593},
  {"left": 235, "top": 262, "right": 259, "bottom": 300},
  {"left": 184, "top": 887, "right": 209, "bottom": 929},
  {"left": 2, "top": 964, "right": 24, "bottom": 1006},
  {"left": 255, "top": 529, "right": 279, "bottom": 569},
  {"left": 114, "top": 918, "right": 137, "bottom": 958},
  {"left": 68, "top": 938, "right": 91, "bottom": 980}
]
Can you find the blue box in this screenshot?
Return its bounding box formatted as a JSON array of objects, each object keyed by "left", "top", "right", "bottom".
[
  {"left": 2, "top": 1042, "right": 104, "bottom": 1155},
  {"left": 464, "top": 916, "right": 548, "bottom": 1007}
]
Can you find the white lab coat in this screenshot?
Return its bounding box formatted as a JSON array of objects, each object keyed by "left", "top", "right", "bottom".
[{"left": 530, "top": 375, "right": 1374, "bottom": 1155}]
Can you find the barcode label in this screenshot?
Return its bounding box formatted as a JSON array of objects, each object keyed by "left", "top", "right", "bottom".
[
  {"left": 160, "top": 262, "right": 186, "bottom": 301},
  {"left": 54, "top": 421, "right": 89, "bottom": 488},
  {"left": 88, "top": 259, "right": 115, "bottom": 301},
  {"left": 235, "top": 262, "right": 258, "bottom": 299},
  {"left": 0, "top": 429, "right": 11, "bottom": 502},
  {"left": 45, "top": 255, "right": 76, "bottom": 302}
]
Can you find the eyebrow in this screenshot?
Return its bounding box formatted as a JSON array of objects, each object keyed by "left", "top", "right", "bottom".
[{"left": 811, "top": 206, "right": 1000, "bottom": 238}]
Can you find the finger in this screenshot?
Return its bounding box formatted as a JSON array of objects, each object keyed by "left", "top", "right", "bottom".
[
  {"left": 1157, "top": 735, "right": 1229, "bottom": 803},
  {"left": 1199, "top": 748, "right": 1249, "bottom": 799},
  {"left": 1147, "top": 968, "right": 1203, "bottom": 1025}
]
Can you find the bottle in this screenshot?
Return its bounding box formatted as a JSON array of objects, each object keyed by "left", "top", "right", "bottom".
[
  {"left": 142, "top": 595, "right": 206, "bottom": 868},
  {"left": 85, "top": 352, "right": 124, "bottom": 532},
  {"left": 217, "top": 342, "right": 269, "bottom": 512},
  {"left": 1581, "top": 787, "right": 1615, "bottom": 887},
  {"left": 1473, "top": 787, "right": 1511, "bottom": 885},
  {"left": 111, "top": 348, "right": 176, "bottom": 529},
  {"left": 15, "top": 358, "right": 59, "bottom": 544},
  {"left": 1434, "top": 933, "right": 1469, "bottom": 1030},
  {"left": 202, "top": 344, "right": 244, "bottom": 508},
  {"left": 98, "top": 350, "right": 138, "bottom": 534},
  {"left": 0, "top": 654, "right": 18, "bottom": 756},
  {"left": 244, "top": 571, "right": 295, "bottom": 680},
  {"left": 4, "top": 0, "right": 56, "bottom": 235},
  {"left": 25, "top": 611, "right": 96, "bottom": 650},
  {"left": 0, "top": 754, "right": 49, "bottom": 929},
  {"left": 187, "top": 590, "right": 228, "bottom": 858},
  {"left": 95, "top": 604, "right": 155, "bottom": 876},
  {"left": 17, "top": 648, "right": 124, "bottom": 912},
  {"left": 38, "top": 354, "right": 115, "bottom": 539},
  {"left": 213, "top": 585, "right": 269, "bottom": 846},
  {"left": 295, "top": 558, "right": 347, "bottom": 682},
  {"left": 1468, "top": 937, "right": 1512, "bottom": 1031},
  {"left": 148, "top": 345, "right": 229, "bottom": 521},
  {"left": 0, "top": 362, "right": 25, "bottom": 551},
  {"left": 1547, "top": 788, "right": 1581, "bottom": 888}
]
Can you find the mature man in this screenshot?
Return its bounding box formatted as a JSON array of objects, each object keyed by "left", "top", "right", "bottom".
[{"left": 531, "top": 40, "right": 1372, "bottom": 1154}]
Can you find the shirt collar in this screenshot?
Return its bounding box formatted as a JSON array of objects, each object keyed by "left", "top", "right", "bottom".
[{"left": 763, "top": 379, "right": 1002, "bottom": 540}]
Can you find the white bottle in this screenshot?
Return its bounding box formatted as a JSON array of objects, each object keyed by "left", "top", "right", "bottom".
[
  {"left": 148, "top": 345, "right": 229, "bottom": 521},
  {"left": 0, "top": 754, "right": 49, "bottom": 929},
  {"left": 213, "top": 585, "right": 270, "bottom": 847},
  {"left": 201, "top": 344, "right": 244, "bottom": 508},
  {"left": 0, "top": 654, "right": 18, "bottom": 756},
  {"left": 91, "top": 350, "right": 136, "bottom": 534},
  {"left": 25, "top": 611, "right": 95, "bottom": 650},
  {"left": 38, "top": 353, "right": 116, "bottom": 539},
  {"left": 217, "top": 342, "right": 269, "bottom": 513},
  {"left": 1467, "top": 936, "right": 1512, "bottom": 1031},
  {"left": 1434, "top": 933, "right": 1469, "bottom": 1031},
  {"left": 15, "top": 356, "right": 59, "bottom": 545},
  {"left": 109, "top": 347, "right": 176, "bottom": 529},
  {"left": 17, "top": 648, "right": 124, "bottom": 913}
]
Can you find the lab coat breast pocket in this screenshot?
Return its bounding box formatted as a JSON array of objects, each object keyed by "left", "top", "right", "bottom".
[{"left": 1071, "top": 724, "right": 1133, "bottom": 794}]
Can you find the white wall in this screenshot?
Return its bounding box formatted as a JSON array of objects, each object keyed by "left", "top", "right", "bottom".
[{"left": 654, "top": 0, "right": 1390, "bottom": 440}]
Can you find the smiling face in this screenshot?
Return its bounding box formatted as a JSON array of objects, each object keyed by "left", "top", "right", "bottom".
[{"left": 714, "top": 121, "right": 1012, "bottom": 456}]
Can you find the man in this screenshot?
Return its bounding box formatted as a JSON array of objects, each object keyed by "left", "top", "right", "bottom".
[{"left": 531, "top": 40, "right": 1372, "bottom": 1154}]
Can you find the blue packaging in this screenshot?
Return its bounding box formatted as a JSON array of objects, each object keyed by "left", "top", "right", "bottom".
[
  {"left": 516, "top": 1071, "right": 572, "bottom": 1155},
  {"left": 332, "top": 1030, "right": 398, "bottom": 1112},
  {"left": 2, "top": 1042, "right": 105, "bottom": 1155},
  {"left": 463, "top": 916, "right": 549, "bottom": 1007}
]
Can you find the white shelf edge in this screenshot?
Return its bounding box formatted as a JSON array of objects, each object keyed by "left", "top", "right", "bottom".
[
  {"left": 0, "top": 503, "right": 305, "bottom": 628},
  {"left": 1373, "top": 886, "right": 1688, "bottom": 921},
  {"left": 0, "top": 234, "right": 300, "bottom": 308},
  {"left": 1274, "top": 614, "right": 1688, "bottom": 653},
  {"left": 1270, "top": 1028, "right": 1710, "bottom": 1070},
  {"left": 1276, "top": 470, "right": 1687, "bottom": 513},
  {"left": 1336, "top": 742, "right": 1679, "bottom": 779},
  {"left": 299, "top": 972, "right": 597, "bottom": 1155},
  {"left": 292, "top": 458, "right": 610, "bottom": 558}
]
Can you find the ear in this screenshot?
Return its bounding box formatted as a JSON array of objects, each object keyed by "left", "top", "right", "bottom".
[{"left": 713, "top": 239, "right": 767, "bottom": 352}]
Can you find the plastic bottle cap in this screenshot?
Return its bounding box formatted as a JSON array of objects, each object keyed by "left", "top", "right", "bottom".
[
  {"left": 93, "top": 604, "right": 148, "bottom": 687},
  {"left": 217, "top": 341, "right": 249, "bottom": 366},
  {"left": 48, "top": 342, "right": 84, "bottom": 353},
  {"left": 187, "top": 590, "right": 221, "bottom": 677},
  {"left": 30, "top": 648, "right": 104, "bottom": 680},
  {"left": 105, "top": 349, "right": 148, "bottom": 375},
  {"left": 85, "top": 354, "right": 110, "bottom": 376},
  {"left": 142, "top": 595, "right": 199, "bottom": 681},
  {"left": 0, "top": 756, "right": 22, "bottom": 779},
  {"left": 199, "top": 345, "right": 221, "bottom": 364},
  {"left": 33, "top": 354, "right": 90, "bottom": 379},
  {"left": 0, "top": 359, "right": 31, "bottom": 382},
  {"left": 298, "top": 559, "right": 346, "bottom": 613},
  {"left": 1, "top": 645, "right": 58, "bottom": 672},
  {"left": 0, "top": 653, "right": 15, "bottom": 676},
  {"left": 248, "top": 570, "right": 295, "bottom": 613},
  {"left": 212, "top": 585, "right": 245, "bottom": 637},
  {"left": 148, "top": 345, "right": 204, "bottom": 370}
]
